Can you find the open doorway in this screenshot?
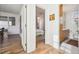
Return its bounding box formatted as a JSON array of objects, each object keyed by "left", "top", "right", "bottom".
[
  {"left": 36, "top": 6, "right": 45, "bottom": 49},
  {"left": 0, "top": 4, "right": 25, "bottom": 54}
]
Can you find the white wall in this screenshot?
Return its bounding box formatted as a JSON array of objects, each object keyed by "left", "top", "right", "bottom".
[
  {"left": 52, "top": 5, "right": 60, "bottom": 49},
  {"left": 27, "top": 4, "right": 36, "bottom": 53},
  {"left": 20, "top": 5, "right": 27, "bottom": 51},
  {"left": 0, "top": 11, "right": 20, "bottom": 34},
  {"left": 20, "top": 4, "right": 36, "bottom": 53},
  {"left": 0, "top": 21, "right": 8, "bottom": 29},
  {"left": 45, "top": 5, "right": 53, "bottom": 45}
]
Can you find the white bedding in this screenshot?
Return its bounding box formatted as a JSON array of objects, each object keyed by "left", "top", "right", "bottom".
[{"left": 36, "top": 29, "right": 44, "bottom": 36}]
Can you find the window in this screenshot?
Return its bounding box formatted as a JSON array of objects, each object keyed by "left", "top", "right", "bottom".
[
  {"left": 0, "top": 16, "right": 16, "bottom": 28},
  {"left": 0, "top": 16, "right": 8, "bottom": 21},
  {"left": 9, "top": 17, "right": 15, "bottom": 26},
  {"left": 0, "top": 16, "right": 8, "bottom": 29}
]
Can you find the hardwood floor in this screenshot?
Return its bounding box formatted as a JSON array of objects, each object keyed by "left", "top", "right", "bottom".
[
  {"left": 0, "top": 35, "right": 63, "bottom": 54},
  {"left": 36, "top": 35, "right": 45, "bottom": 48},
  {"left": 0, "top": 35, "right": 25, "bottom": 54},
  {"left": 31, "top": 44, "right": 64, "bottom": 54},
  {"left": 31, "top": 35, "right": 64, "bottom": 54}
]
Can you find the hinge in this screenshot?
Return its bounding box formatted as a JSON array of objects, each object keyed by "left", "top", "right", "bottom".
[
  {"left": 25, "top": 43, "right": 27, "bottom": 46},
  {"left": 25, "top": 5, "right": 27, "bottom": 8},
  {"left": 25, "top": 24, "right": 26, "bottom": 27}
]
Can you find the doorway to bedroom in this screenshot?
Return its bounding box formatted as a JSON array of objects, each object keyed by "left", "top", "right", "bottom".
[{"left": 36, "top": 6, "right": 45, "bottom": 49}]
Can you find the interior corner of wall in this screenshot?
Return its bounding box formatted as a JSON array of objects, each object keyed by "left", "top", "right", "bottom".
[{"left": 52, "top": 35, "right": 60, "bottom": 49}]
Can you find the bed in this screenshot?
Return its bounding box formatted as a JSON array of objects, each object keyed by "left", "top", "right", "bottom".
[
  {"left": 60, "top": 39, "right": 79, "bottom": 54},
  {"left": 36, "top": 29, "right": 44, "bottom": 36}
]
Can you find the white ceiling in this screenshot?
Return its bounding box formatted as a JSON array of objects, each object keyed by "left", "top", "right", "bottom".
[
  {"left": 0, "top": 4, "right": 78, "bottom": 14},
  {"left": 0, "top": 4, "right": 22, "bottom": 14},
  {"left": 36, "top": 4, "right": 46, "bottom": 9},
  {"left": 63, "top": 4, "right": 78, "bottom": 12}
]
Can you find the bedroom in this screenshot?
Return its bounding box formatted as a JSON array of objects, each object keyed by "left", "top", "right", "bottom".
[{"left": 60, "top": 4, "right": 79, "bottom": 54}]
